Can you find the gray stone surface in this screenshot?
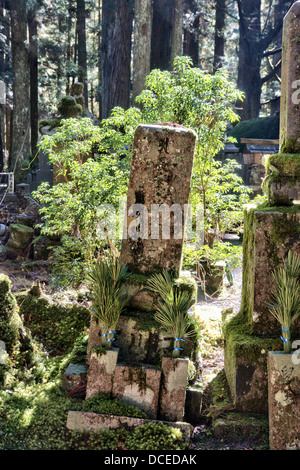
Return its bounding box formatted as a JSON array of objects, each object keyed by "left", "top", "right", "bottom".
[
  {"left": 159, "top": 357, "right": 189, "bottom": 422},
  {"left": 268, "top": 351, "right": 300, "bottom": 450},
  {"left": 62, "top": 363, "right": 88, "bottom": 392},
  {"left": 112, "top": 364, "right": 161, "bottom": 419},
  {"left": 85, "top": 348, "right": 119, "bottom": 399},
  {"left": 66, "top": 410, "right": 193, "bottom": 442},
  {"left": 120, "top": 123, "right": 197, "bottom": 277},
  {"left": 280, "top": 1, "right": 300, "bottom": 149}
]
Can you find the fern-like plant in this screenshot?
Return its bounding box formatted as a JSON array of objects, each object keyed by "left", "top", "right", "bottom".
[
  {"left": 147, "top": 271, "right": 195, "bottom": 357},
  {"left": 88, "top": 257, "right": 131, "bottom": 347},
  {"left": 268, "top": 251, "right": 300, "bottom": 353}
]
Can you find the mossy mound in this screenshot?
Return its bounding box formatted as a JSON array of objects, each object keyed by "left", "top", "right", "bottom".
[
  {"left": 0, "top": 275, "right": 44, "bottom": 386},
  {"left": 39, "top": 118, "right": 62, "bottom": 131},
  {"left": 58, "top": 95, "right": 82, "bottom": 119},
  {"left": 262, "top": 153, "right": 300, "bottom": 206},
  {"left": 16, "top": 285, "right": 91, "bottom": 355},
  {"left": 265, "top": 153, "right": 300, "bottom": 177}
]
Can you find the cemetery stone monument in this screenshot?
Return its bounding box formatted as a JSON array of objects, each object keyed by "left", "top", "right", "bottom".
[
  {"left": 71, "top": 123, "right": 199, "bottom": 432},
  {"left": 223, "top": 1, "right": 300, "bottom": 415}
]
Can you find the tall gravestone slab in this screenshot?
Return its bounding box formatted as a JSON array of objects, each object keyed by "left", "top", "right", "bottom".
[
  {"left": 120, "top": 123, "right": 197, "bottom": 277},
  {"left": 223, "top": 1, "right": 300, "bottom": 414},
  {"left": 280, "top": 1, "right": 300, "bottom": 149}
]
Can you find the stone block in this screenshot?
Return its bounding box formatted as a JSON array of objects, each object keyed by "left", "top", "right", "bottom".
[
  {"left": 87, "top": 312, "right": 168, "bottom": 365},
  {"left": 279, "top": 1, "right": 300, "bottom": 149},
  {"left": 85, "top": 348, "right": 119, "bottom": 399},
  {"left": 242, "top": 206, "right": 300, "bottom": 337},
  {"left": 66, "top": 411, "right": 193, "bottom": 443},
  {"left": 120, "top": 123, "right": 197, "bottom": 277},
  {"left": 268, "top": 351, "right": 300, "bottom": 450},
  {"left": 62, "top": 363, "right": 88, "bottom": 392},
  {"left": 159, "top": 357, "right": 189, "bottom": 422},
  {"left": 224, "top": 325, "right": 282, "bottom": 413},
  {"left": 112, "top": 364, "right": 161, "bottom": 419}
]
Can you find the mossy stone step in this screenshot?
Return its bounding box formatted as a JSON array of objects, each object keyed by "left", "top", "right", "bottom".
[{"left": 212, "top": 412, "right": 269, "bottom": 445}]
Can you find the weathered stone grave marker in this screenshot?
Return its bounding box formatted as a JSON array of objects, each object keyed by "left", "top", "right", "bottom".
[
  {"left": 77, "top": 123, "right": 198, "bottom": 430},
  {"left": 223, "top": 1, "right": 300, "bottom": 422},
  {"left": 120, "top": 123, "right": 197, "bottom": 277}
]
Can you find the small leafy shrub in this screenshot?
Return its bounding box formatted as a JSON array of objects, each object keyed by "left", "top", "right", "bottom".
[
  {"left": 88, "top": 257, "right": 131, "bottom": 346},
  {"left": 268, "top": 250, "right": 300, "bottom": 353},
  {"left": 147, "top": 271, "right": 196, "bottom": 357}
]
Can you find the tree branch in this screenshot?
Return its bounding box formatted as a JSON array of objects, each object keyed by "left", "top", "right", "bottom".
[
  {"left": 259, "top": 0, "right": 294, "bottom": 53},
  {"left": 263, "top": 47, "right": 282, "bottom": 58},
  {"left": 261, "top": 59, "right": 281, "bottom": 85}
]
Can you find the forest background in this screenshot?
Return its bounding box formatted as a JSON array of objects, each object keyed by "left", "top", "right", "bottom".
[{"left": 0, "top": 0, "right": 294, "bottom": 177}]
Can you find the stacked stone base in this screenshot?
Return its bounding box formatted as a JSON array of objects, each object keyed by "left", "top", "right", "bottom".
[
  {"left": 65, "top": 307, "right": 202, "bottom": 437},
  {"left": 224, "top": 327, "right": 282, "bottom": 414},
  {"left": 223, "top": 205, "right": 300, "bottom": 415},
  {"left": 268, "top": 352, "right": 300, "bottom": 450}
]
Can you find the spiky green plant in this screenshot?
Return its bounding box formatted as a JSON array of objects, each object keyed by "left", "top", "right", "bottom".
[
  {"left": 147, "top": 271, "right": 195, "bottom": 357},
  {"left": 88, "top": 258, "right": 131, "bottom": 347},
  {"left": 268, "top": 251, "right": 300, "bottom": 353}
]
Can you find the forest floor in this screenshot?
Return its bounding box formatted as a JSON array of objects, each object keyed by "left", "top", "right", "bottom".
[{"left": 0, "top": 256, "right": 269, "bottom": 451}]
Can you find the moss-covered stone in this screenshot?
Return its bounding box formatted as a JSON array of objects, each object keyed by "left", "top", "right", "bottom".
[
  {"left": 238, "top": 203, "right": 300, "bottom": 336},
  {"left": 16, "top": 285, "right": 90, "bottom": 355},
  {"left": 39, "top": 118, "right": 62, "bottom": 131},
  {"left": 58, "top": 95, "right": 82, "bottom": 119},
  {"left": 212, "top": 412, "right": 269, "bottom": 446},
  {"left": 265, "top": 153, "right": 300, "bottom": 177},
  {"left": 6, "top": 224, "right": 34, "bottom": 252},
  {"left": 223, "top": 318, "right": 282, "bottom": 413},
  {"left": 0, "top": 275, "right": 44, "bottom": 386}
]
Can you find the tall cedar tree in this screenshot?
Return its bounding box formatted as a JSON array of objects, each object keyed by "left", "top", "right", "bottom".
[
  {"left": 236, "top": 0, "right": 294, "bottom": 120},
  {"left": 10, "top": 0, "right": 31, "bottom": 182},
  {"left": 101, "top": 0, "right": 134, "bottom": 119}
]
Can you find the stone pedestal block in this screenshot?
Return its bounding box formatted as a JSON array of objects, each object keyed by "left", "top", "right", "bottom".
[
  {"left": 120, "top": 123, "right": 197, "bottom": 278},
  {"left": 224, "top": 329, "right": 281, "bottom": 414},
  {"left": 66, "top": 411, "right": 193, "bottom": 443},
  {"left": 62, "top": 363, "right": 88, "bottom": 392},
  {"left": 242, "top": 206, "right": 300, "bottom": 337},
  {"left": 87, "top": 313, "right": 168, "bottom": 365},
  {"left": 85, "top": 348, "right": 119, "bottom": 399},
  {"left": 112, "top": 364, "right": 161, "bottom": 419},
  {"left": 268, "top": 351, "right": 300, "bottom": 450},
  {"left": 159, "top": 357, "right": 189, "bottom": 422},
  {"left": 280, "top": 1, "right": 300, "bottom": 149}
]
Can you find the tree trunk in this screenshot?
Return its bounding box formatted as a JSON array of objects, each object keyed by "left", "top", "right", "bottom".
[
  {"left": 183, "top": 0, "right": 200, "bottom": 67},
  {"left": 170, "top": 0, "right": 184, "bottom": 67},
  {"left": 28, "top": 9, "right": 39, "bottom": 162},
  {"left": 237, "top": 0, "right": 293, "bottom": 120},
  {"left": 101, "top": 0, "right": 134, "bottom": 119},
  {"left": 10, "top": 0, "right": 31, "bottom": 183},
  {"left": 213, "top": 0, "right": 226, "bottom": 73},
  {"left": 151, "top": 0, "right": 173, "bottom": 70},
  {"left": 236, "top": 0, "right": 262, "bottom": 120},
  {"left": 132, "top": 0, "right": 153, "bottom": 103},
  {"left": 76, "top": 0, "right": 88, "bottom": 107}
]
